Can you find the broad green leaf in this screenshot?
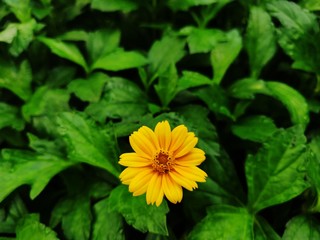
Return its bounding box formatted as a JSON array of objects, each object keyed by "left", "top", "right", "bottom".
[
  {"left": 38, "top": 37, "right": 89, "bottom": 73},
  {"left": 167, "top": 0, "right": 218, "bottom": 11},
  {"left": 86, "top": 29, "right": 120, "bottom": 63},
  {"left": 0, "top": 149, "right": 72, "bottom": 203},
  {"left": 211, "top": 29, "right": 242, "bottom": 84},
  {"left": 188, "top": 205, "right": 253, "bottom": 239},
  {"left": 0, "top": 102, "right": 24, "bottom": 130},
  {"left": 246, "top": 126, "right": 310, "bottom": 213},
  {"left": 229, "top": 79, "right": 310, "bottom": 128},
  {"left": 22, "top": 86, "right": 70, "bottom": 121},
  {"left": 91, "top": 49, "right": 148, "bottom": 71},
  {"left": 91, "top": 0, "right": 138, "bottom": 12},
  {"left": 107, "top": 185, "right": 169, "bottom": 236},
  {"left": 300, "top": 0, "right": 320, "bottom": 11},
  {"left": 176, "top": 71, "right": 212, "bottom": 93},
  {"left": 245, "top": 6, "right": 276, "bottom": 78},
  {"left": 0, "top": 59, "right": 32, "bottom": 101},
  {"left": 57, "top": 112, "right": 121, "bottom": 177},
  {"left": 16, "top": 214, "right": 58, "bottom": 240},
  {"left": 282, "top": 215, "right": 320, "bottom": 239},
  {"left": 231, "top": 115, "right": 278, "bottom": 143},
  {"left": 254, "top": 216, "right": 281, "bottom": 240},
  {"left": 86, "top": 77, "right": 148, "bottom": 122},
  {"left": 93, "top": 198, "right": 125, "bottom": 240},
  {"left": 187, "top": 28, "right": 225, "bottom": 54},
  {"left": 67, "top": 72, "right": 108, "bottom": 102},
  {"left": 148, "top": 35, "right": 185, "bottom": 77},
  {"left": 3, "top": 0, "right": 31, "bottom": 22}
]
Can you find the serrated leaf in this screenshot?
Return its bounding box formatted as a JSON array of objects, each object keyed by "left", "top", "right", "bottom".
[
  {"left": 91, "top": 0, "right": 138, "bottom": 13},
  {"left": 38, "top": 37, "right": 89, "bottom": 73},
  {"left": 0, "top": 149, "right": 72, "bottom": 203},
  {"left": 231, "top": 115, "right": 278, "bottom": 143},
  {"left": 57, "top": 112, "right": 121, "bottom": 177},
  {"left": 245, "top": 6, "right": 276, "bottom": 78},
  {"left": 211, "top": 29, "right": 242, "bottom": 84},
  {"left": 85, "top": 77, "right": 148, "bottom": 122},
  {"left": 0, "top": 102, "right": 24, "bottom": 130},
  {"left": 246, "top": 126, "right": 310, "bottom": 213},
  {"left": 282, "top": 215, "right": 320, "bottom": 239},
  {"left": 188, "top": 205, "right": 253, "bottom": 240},
  {"left": 91, "top": 49, "right": 148, "bottom": 71},
  {"left": 16, "top": 214, "right": 58, "bottom": 240},
  {"left": 67, "top": 72, "right": 108, "bottom": 102},
  {"left": 107, "top": 185, "right": 169, "bottom": 236}
]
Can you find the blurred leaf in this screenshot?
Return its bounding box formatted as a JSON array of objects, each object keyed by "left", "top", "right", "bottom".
[
  {"left": 229, "top": 79, "right": 310, "bottom": 128},
  {"left": 176, "top": 71, "right": 212, "bottom": 93},
  {"left": 3, "top": 0, "right": 31, "bottom": 22},
  {"left": 86, "top": 77, "right": 148, "bottom": 122},
  {"left": 91, "top": 0, "right": 139, "bottom": 12},
  {"left": 188, "top": 205, "right": 253, "bottom": 239},
  {"left": 167, "top": 0, "right": 218, "bottom": 11},
  {"left": 38, "top": 37, "right": 89, "bottom": 73},
  {"left": 246, "top": 126, "right": 310, "bottom": 213},
  {"left": 0, "top": 102, "right": 24, "bottom": 130},
  {"left": 86, "top": 29, "right": 120, "bottom": 63},
  {"left": 245, "top": 6, "right": 276, "bottom": 78},
  {"left": 231, "top": 115, "right": 278, "bottom": 143},
  {"left": 57, "top": 112, "right": 121, "bottom": 177},
  {"left": 0, "top": 149, "right": 72, "bottom": 203},
  {"left": 22, "top": 86, "right": 70, "bottom": 121},
  {"left": 93, "top": 198, "right": 125, "bottom": 240},
  {"left": 211, "top": 29, "right": 242, "bottom": 84},
  {"left": 0, "top": 59, "right": 32, "bottom": 101},
  {"left": 46, "top": 66, "right": 76, "bottom": 88},
  {"left": 91, "top": 49, "right": 148, "bottom": 71},
  {"left": 57, "top": 30, "right": 88, "bottom": 42},
  {"left": 300, "top": 0, "right": 320, "bottom": 11},
  {"left": 148, "top": 35, "right": 185, "bottom": 77},
  {"left": 16, "top": 214, "right": 58, "bottom": 240},
  {"left": 67, "top": 72, "right": 108, "bottom": 102},
  {"left": 0, "top": 24, "right": 17, "bottom": 43},
  {"left": 282, "top": 215, "right": 320, "bottom": 239},
  {"left": 187, "top": 28, "right": 225, "bottom": 54},
  {"left": 254, "top": 216, "right": 281, "bottom": 240},
  {"left": 107, "top": 185, "right": 169, "bottom": 235}
]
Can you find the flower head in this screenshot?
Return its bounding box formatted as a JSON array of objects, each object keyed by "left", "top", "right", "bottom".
[{"left": 119, "top": 120, "right": 207, "bottom": 206}]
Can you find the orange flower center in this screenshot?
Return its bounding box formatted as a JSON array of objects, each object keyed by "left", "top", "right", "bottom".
[{"left": 152, "top": 150, "right": 175, "bottom": 174}]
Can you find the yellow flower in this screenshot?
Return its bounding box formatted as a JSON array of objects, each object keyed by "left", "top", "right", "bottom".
[{"left": 119, "top": 120, "right": 207, "bottom": 206}]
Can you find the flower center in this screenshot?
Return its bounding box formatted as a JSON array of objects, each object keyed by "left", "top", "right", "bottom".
[{"left": 152, "top": 150, "right": 174, "bottom": 174}]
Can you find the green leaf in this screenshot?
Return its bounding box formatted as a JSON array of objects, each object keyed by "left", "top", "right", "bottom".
[
  {"left": 188, "top": 205, "right": 253, "bottom": 239},
  {"left": 67, "top": 72, "right": 108, "bottom": 102},
  {"left": 229, "top": 79, "right": 310, "bottom": 128},
  {"left": 0, "top": 24, "right": 17, "bottom": 43},
  {"left": 0, "top": 102, "right": 24, "bottom": 130},
  {"left": 167, "top": 0, "right": 218, "bottom": 11},
  {"left": 0, "top": 59, "right": 32, "bottom": 101},
  {"left": 22, "top": 86, "right": 70, "bottom": 121},
  {"left": 16, "top": 214, "right": 58, "bottom": 240},
  {"left": 85, "top": 77, "right": 148, "bottom": 122},
  {"left": 107, "top": 185, "right": 169, "bottom": 236},
  {"left": 91, "top": 49, "right": 148, "bottom": 71},
  {"left": 211, "top": 29, "right": 242, "bottom": 84},
  {"left": 246, "top": 126, "right": 310, "bottom": 213},
  {"left": 91, "top": 0, "right": 138, "bottom": 13},
  {"left": 148, "top": 35, "right": 185, "bottom": 77},
  {"left": 57, "top": 112, "right": 121, "bottom": 178},
  {"left": 86, "top": 29, "right": 120, "bottom": 64},
  {"left": 187, "top": 28, "right": 225, "bottom": 54},
  {"left": 0, "top": 149, "right": 72, "bottom": 203},
  {"left": 231, "top": 115, "right": 278, "bottom": 143},
  {"left": 38, "top": 37, "right": 89, "bottom": 73},
  {"left": 3, "top": 0, "right": 31, "bottom": 22},
  {"left": 300, "top": 0, "right": 320, "bottom": 11},
  {"left": 245, "top": 6, "right": 276, "bottom": 78},
  {"left": 93, "top": 198, "right": 125, "bottom": 240},
  {"left": 254, "top": 216, "right": 281, "bottom": 240},
  {"left": 57, "top": 30, "right": 88, "bottom": 42},
  {"left": 282, "top": 215, "right": 320, "bottom": 239},
  {"left": 176, "top": 71, "right": 212, "bottom": 93}
]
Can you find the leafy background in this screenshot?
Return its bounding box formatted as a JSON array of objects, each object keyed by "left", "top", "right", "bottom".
[{"left": 0, "top": 0, "right": 320, "bottom": 239}]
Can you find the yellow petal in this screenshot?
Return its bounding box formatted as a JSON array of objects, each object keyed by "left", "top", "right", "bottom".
[
  {"left": 169, "top": 170, "right": 198, "bottom": 191},
  {"left": 119, "top": 153, "right": 151, "bottom": 167},
  {"left": 129, "top": 131, "right": 154, "bottom": 158},
  {"left": 139, "top": 126, "right": 160, "bottom": 151},
  {"left": 155, "top": 121, "right": 171, "bottom": 151},
  {"left": 155, "top": 186, "right": 164, "bottom": 207},
  {"left": 175, "top": 148, "right": 205, "bottom": 166},
  {"left": 146, "top": 172, "right": 163, "bottom": 205},
  {"left": 169, "top": 125, "right": 188, "bottom": 152},
  {"left": 119, "top": 167, "right": 150, "bottom": 184},
  {"left": 174, "top": 133, "right": 198, "bottom": 158},
  {"left": 129, "top": 168, "right": 154, "bottom": 194},
  {"left": 174, "top": 165, "right": 207, "bottom": 182},
  {"left": 162, "top": 174, "right": 180, "bottom": 203}
]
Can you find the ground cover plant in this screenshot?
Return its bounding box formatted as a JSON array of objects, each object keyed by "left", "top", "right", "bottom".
[{"left": 1, "top": 0, "right": 320, "bottom": 239}]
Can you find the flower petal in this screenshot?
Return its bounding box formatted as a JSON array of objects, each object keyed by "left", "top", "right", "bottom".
[
  {"left": 119, "top": 167, "right": 151, "bottom": 184},
  {"left": 155, "top": 185, "right": 164, "bottom": 207},
  {"left": 130, "top": 131, "right": 154, "bottom": 158},
  {"left": 174, "top": 133, "right": 198, "bottom": 158},
  {"left": 155, "top": 121, "right": 171, "bottom": 151},
  {"left": 139, "top": 126, "right": 160, "bottom": 151},
  {"left": 119, "top": 153, "right": 152, "bottom": 167},
  {"left": 129, "top": 168, "right": 154, "bottom": 195},
  {"left": 169, "top": 125, "right": 188, "bottom": 152},
  {"left": 162, "top": 174, "right": 183, "bottom": 204},
  {"left": 169, "top": 170, "right": 198, "bottom": 191},
  {"left": 146, "top": 172, "right": 163, "bottom": 205},
  {"left": 175, "top": 148, "right": 205, "bottom": 166},
  {"left": 173, "top": 165, "right": 207, "bottom": 182}
]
